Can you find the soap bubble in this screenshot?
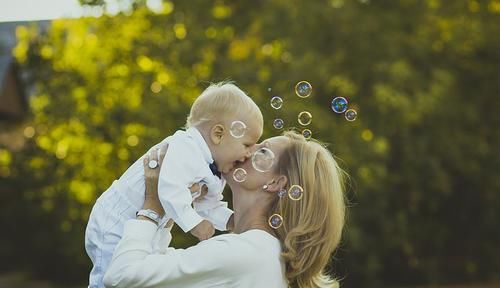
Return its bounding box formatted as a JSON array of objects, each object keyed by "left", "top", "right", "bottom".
[
  {"left": 302, "top": 129, "right": 312, "bottom": 140},
  {"left": 268, "top": 214, "right": 283, "bottom": 229},
  {"left": 233, "top": 168, "right": 247, "bottom": 182},
  {"left": 295, "top": 81, "right": 312, "bottom": 98},
  {"left": 273, "top": 118, "right": 284, "bottom": 129},
  {"left": 345, "top": 109, "right": 357, "bottom": 121},
  {"left": 270, "top": 96, "right": 283, "bottom": 110},
  {"left": 288, "top": 185, "right": 304, "bottom": 201},
  {"left": 298, "top": 111, "right": 312, "bottom": 126},
  {"left": 230, "top": 121, "right": 247, "bottom": 138},
  {"left": 267, "top": 87, "right": 272, "bottom": 92},
  {"left": 252, "top": 147, "right": 276, "bottom": 172},
  {"left": 331, "top": 97, "right": 348, "bottom": 114}
]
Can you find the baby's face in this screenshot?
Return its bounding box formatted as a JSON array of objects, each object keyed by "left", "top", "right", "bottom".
[{"left": 213, "top": 118, "right": 262, "bottom": 174}]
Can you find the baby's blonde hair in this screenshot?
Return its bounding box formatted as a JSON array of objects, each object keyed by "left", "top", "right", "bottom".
[
  {"left": 185, "top": 81, "right": 263, "bottom": 129},
  {"left": 273, "top": 131, "right": 347, "bottom": 288}
]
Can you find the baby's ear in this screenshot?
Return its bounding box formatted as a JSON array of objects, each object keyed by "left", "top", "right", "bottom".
[{"left": 210, "top": 124, "right": 225, "bottom": 145}]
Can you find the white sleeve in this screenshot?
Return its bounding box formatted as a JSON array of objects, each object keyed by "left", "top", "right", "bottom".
[
  {"left": 158, "top": 137, "right": 204, "bottom": 232},
  {"left": 195, "top": 203, "right": 233, "bottom": 231},
  {"left": 151, "top": 225, "right": 173, "bottom": 255},
  {"left": 193, "top": 181, "right": 232, "bottom": 230},
  {"left": 103, "top": 220, "right": 244, "bottom": 288}
]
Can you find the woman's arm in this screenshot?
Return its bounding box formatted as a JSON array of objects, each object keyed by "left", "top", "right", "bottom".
[
  {"left": 138, "top": 145, "right": 167, "bottom": 222},
  {"left": 104, "top": 144, "right": 240, "bottom": 287},
  {"left": 103, "top": 219, "right": 243, "bottom": 288}
]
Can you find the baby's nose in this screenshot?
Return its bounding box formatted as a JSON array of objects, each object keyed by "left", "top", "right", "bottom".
[
  {"left": 245, "top": 150, "right": 252, "bottom": 159},
  {"left": 239, "top": 154, "right": 249, "bottom": 163}
]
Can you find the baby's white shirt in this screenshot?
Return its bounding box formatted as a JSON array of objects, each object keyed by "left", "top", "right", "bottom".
[{"left": 115, "top": 127, "right": 232, "bottom": 232}]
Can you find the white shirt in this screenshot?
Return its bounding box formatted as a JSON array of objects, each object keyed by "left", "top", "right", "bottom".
[
  {"left": 116, "top": 127, "right": 233, "bottom": 232},
  {"left": 103, "top": 220, "right": 288, "bottom": 288}
]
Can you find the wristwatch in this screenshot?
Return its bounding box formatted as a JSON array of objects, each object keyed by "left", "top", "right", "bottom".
[{"left": 136, "top": 209, "right": 161, "bottom": 224}]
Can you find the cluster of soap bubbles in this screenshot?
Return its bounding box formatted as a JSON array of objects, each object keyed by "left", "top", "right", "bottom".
[
  {"left": 269, "top": 81, "right": 314, "bottom": 140},
  {"left": 228, "top": 113, "right": 278, "bottom": 182},
  {"left": 229, "top": 115, "right": 277, "bottom": 182},
  {"left": 331, "top": 96, "right": 357, "bottom": 121},
  {"left": 269, "top": 184, "right": 306, "bottom": 228},
  {"left": 232, "top": 147, "right": 276, "bottom": 182},
  {"left": 229, "top": 111, "right": 278, "bottom": 183},
  {"left": 229, "top": 120, "right": 250, "bottom": 183},
  {"left": 234, "top": 80, "right": 359, "bottom": 183},
  {"left": 232, "top": 86, "right": 308, "bottom": 203},
  {"left": 295, "top": 81, "right": 313, "bottom": 139},
  {"left": 269, "top": 88, "right": 285, "bottom": 131}
]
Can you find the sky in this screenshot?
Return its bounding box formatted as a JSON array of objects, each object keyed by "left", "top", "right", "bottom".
[
  {"left": 0, "top": 0, "right": 163, "bottom": 23},
  {"left": 0, "top": 0, "right": 85, "bottom": 22}
]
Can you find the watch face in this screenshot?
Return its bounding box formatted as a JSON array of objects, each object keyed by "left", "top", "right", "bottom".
[
  {"left": 148, "top": 211, "right": 159, "bottom": 220},
  {"left": 137, "top": 209, "right": 160, "bottom": 223}
]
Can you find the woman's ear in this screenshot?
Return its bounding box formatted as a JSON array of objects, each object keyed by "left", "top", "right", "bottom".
[
  {"left": 210, "top": 124, "right": 225, "bottom": 145},
  {"left": 266, "top": 175, "right": 288, "bottom": 193}
]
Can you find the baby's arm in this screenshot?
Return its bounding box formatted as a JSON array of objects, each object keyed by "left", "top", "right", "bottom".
[
  {"left": 194, "top": 191, "right": 234, "bottom": 231},
  {"left": 190, "top": 219, "right": 215, "bottom": 241},
  {"left": 157, "top": 138, "right": 205, "bottom": 233},
  {"left": 197, "top": 205, "right": 234, "bottom": 231}
]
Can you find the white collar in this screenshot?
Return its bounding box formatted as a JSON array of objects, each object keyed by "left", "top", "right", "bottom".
[{"left": 186, "top": 127, "right": 214, "bottom": 164}]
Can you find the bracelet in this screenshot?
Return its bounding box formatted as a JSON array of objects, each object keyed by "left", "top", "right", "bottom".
[{"left": 136, "top": 209, "right": 161, "bottom": 224}]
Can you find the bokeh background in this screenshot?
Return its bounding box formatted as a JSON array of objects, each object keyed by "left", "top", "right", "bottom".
[{"left": 0, "top": 0, "right": 499, "bottom": 287}]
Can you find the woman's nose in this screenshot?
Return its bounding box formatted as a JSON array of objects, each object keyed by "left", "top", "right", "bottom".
[{"left": 246, "top": 144, "right": 260, "bottom": 158}]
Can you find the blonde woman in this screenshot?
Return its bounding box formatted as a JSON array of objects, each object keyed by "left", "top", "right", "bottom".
[{"left": 104, "top": 131, "right": 347, "bottom": 288}]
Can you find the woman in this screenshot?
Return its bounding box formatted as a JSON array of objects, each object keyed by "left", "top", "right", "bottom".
[{"left": 103, "top": 131, "right": 347, "bottom": 288}]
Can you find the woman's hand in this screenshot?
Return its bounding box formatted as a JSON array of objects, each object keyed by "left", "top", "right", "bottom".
[{"left": 142, "top": 144, "right": 169, "bottom": 217}]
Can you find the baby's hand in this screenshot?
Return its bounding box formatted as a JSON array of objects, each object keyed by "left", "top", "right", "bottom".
[
  {"left": 190, "top": 220, "right": 215, "bottom": 241},
  {"left": 191, "top": 183, "right": 209, "bottom": 203}
]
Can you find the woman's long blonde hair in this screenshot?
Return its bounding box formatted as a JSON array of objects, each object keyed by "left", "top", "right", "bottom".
[{"left": 273, "top": 131, "right": 347, "bottom": 288}]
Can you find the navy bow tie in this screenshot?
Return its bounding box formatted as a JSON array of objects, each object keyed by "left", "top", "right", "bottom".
[{"left": 209, "top": 162, "right": 221, "bottom": 179}]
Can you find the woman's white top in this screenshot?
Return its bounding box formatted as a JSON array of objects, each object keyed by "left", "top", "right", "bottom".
[{"left": 103, "top": 219, "right": 288, "bottom": 288}]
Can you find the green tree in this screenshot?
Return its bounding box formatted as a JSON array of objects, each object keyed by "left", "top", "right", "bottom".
[{"left": 1, "top": 0, "right": 499, "bottom": 286}]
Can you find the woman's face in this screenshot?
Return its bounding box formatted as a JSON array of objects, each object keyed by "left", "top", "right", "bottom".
[{"left": 223, "top": 136, "right": 289, "bottom": 191}]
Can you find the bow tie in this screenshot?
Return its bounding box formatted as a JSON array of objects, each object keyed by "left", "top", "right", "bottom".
[{"left": 209, "top": 162, "right": 221, "bottom": 179}]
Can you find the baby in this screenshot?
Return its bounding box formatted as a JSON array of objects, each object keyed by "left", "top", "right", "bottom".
[{"left": 85, "top": 82, "right": 263, "bottom": 288}]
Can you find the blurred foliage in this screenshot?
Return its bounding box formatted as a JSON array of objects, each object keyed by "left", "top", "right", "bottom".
[{"left": 1, "top": 0, "right": 500, "bottom": 287}]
